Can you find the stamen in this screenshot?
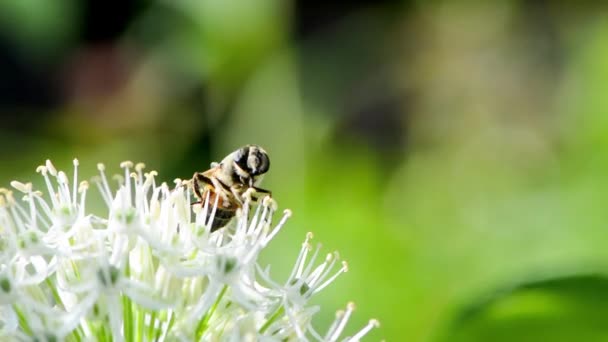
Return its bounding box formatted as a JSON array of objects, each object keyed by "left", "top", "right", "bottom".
[
  {"left": 7, "top": 193, "right": 27, "bottom": 234},
  {"left": 46, "top": 160, "right": 57, "bottom": 176},
  {"left": 4, "top": 191, "right": 14, "bottom": 205},
  {"left": 173, "top": 178, "right": 182, "bottom": 190},
  {"left": 349, "top": 319, "right": 380, "bottom": 341},
  {"left": 91, "top": 176, "right": 112, "bottom": 207},
  {"left": 119, "top": 161, "right": 134, "bottom": 169},
  {"left": 78, "top": 181, "right": 89, "bottom": 217},
  {"left": 149, "top": 171, "right": 158, "bottom": 190},
  {"left": 72, "top": 159, "right": 79, "bottom": 206},
  {"left": 96, "top": 163, "right": 113, "bottom": 207},
  {"left": 120, "top": 161, "right": 133, "bottom": 207},
  {"left": 299, "top": 243, "right": 322, "bottom": 280},
  {"left": 306, "top": 253, "right": 334, "bottom": 289},
  {"left": 32, "top": 193, "right": 53, "bottom": 227},
  {"left": 313, "top": 260, "right": 349, "bottom": 294},
  {"left": 288, "top": 239, "right": 311, "bottom": 283},
  {"left": 325, "top": 309, "right": 345, "bottom": 340},
  {"left": 205, "top": 190, "right": 220, "bottom": 233},
  {"left": 27, "top": 191, "right": 37, "bottom": 230},
  {"left": 246, "top": 197, "right": 262, "bottom": 234},
  {"left": 263, "top": 196, "right": 277, "bottom": 211},
  {"left": 135, "top": 163, "right": 145, "bottom": 188},
  {"left": 10, "top": 181, "right": 31, "bottom": 194},
  {"left": 135, "top": 162, "right": 146, "bottom": 173},
  {"left": 78, "top": 181, "right": 89, "bottom": 193},
  {"left": 306, "top": 231, "right": 314, "bottom": 241},
  {"left": 257, "top": 199, "right": 271, "bottom": 229},
  {"left": 328, "top": 302, "right": 355, "bottom": 342},
  {"left": 57, "top": 171, "right": 72, "bottom": 205},
  {"left": 142, "top": 173, "right": 154, "bottom": 190},
  {"left": 196, "top": 190, "right": 211, "bottom": 228}
]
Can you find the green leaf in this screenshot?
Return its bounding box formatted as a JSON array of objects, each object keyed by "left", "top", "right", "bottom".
[{"left": 440, "top": 274, "right": 608, "bottom": 342}]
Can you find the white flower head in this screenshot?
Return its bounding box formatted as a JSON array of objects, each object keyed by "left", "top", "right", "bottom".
[{"left": 0, "top": 160, "right": 379, "bottom": 341}]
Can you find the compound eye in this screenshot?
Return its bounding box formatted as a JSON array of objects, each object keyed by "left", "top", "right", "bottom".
[
  {"left": 234, "top": 146, "right": 250, "bottom": 171},
  {"left": 248, "top": 149, "right": 269, "bottom": 175}
]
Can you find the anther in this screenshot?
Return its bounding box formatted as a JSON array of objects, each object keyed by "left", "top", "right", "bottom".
[
  {"left": 58, "top": 171, "right": 68, "bottom": 184},
  {"left": 79, "top": 181, "right": 89, "bottom": 193},
  {"left": 10, "top": 181, "right": 31, "bottom": 193},
  {"left": 135, "top": 163, "right": 146, "bottom": 172},
  {"left": 46, "top": 160, "right": 57, "bottom": 176},
  {"left": 120, "top": 161, "right": 134, "bottom": 169}
]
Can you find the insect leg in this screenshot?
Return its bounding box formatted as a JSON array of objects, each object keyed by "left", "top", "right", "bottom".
[
  {"left": 239, "top": 186, "right": 272, "bottom": 202},
  {"left": 230, "top": 186, "right": 244, "bottom": 206},
  {"left": 250, "top": 186, "right": 272, "bottom": 200},
  {"left": 192, "top": 172, "right": 210, "bottom": 198},
  {"left": 251, "top": 186, "right": 271, "bottom": 195},
  {"left": 209, "top": 178, "right": 231, "bottom": 205}
]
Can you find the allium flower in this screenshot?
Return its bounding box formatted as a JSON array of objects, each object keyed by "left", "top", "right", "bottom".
[{"left": 0, "top": 160, "right": 379, "bottom": 341}]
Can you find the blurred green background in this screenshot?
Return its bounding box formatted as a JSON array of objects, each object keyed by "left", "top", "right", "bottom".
[{"left": 2, "top": 1, "right": 608, "bottom": 340}]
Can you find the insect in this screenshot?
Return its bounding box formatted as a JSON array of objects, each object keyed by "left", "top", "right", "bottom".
[{"left": 192, "top": 145, "right": 271, "bottom": 232}]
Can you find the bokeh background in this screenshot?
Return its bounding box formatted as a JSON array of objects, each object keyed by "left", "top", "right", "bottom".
[{"left": 2, "top": 1, "right": 608, "bottom": 340}]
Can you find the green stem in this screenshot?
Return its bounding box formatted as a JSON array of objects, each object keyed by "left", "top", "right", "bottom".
[
  {"left": 147, "top": 310, "right": 157, "bottom": 341},
  {"left": 122, "top": 296, "right": 133, "bottom": 341},
  {"left": 123, "top": 258, "right": 133, "bottom": 342},
  {"left": 69, "top": 328, "right": 83, "bottom": 342},
  {"left": 99, "top": 321, "right": 109, "bottom": 342},
  {"left": 13, "top": 304, "right": 33, "bottom": 336},
  {"left": 71, "top": 260, "right": 81, "bottom": 280},
  {"left": 45, "top": 278, "right": 63, "bottom": 308},
  {"left": 157, "top": 310, "right": 175, "bottom": 341},
  {"left": 134, "top": 305, "right": 145, "bottom": 341},
  {"left": 44, "top": 278, "right": 83, "bottom": 341},
  {"left": 259, "top": 305, "right": 285, "bottom": 334},
  {"left": 195, "top": 285, "right": 228, "bottom": 340}
]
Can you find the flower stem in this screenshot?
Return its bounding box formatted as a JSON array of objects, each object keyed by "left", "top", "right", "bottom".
[
  {"left": 135, "top": 305, "right": 145, "bottom": 341},
  {"left": 156, "top": 310, "right": 174, "bottom": 341},
  {"left": 13, "top": 304, "right": 33, "bottom": 336},
  {"left": 195, "top": 284, "right": 228, "bottom": 340},
  {"left": 259, "top": 305, "right": 285, "bottom": 334},
  {"left": 45, "top": 278, "right": 63, "bottom": 308},
  {"left": 147, "top": 310, "right": 157, "bottom": 340},
  {"left": 71, "top": 260, "right": 81, "bottom": 280},
  {"left": 98, "top": 321, "right": 110, "bottom": 342},
  {"left": 122, "top": 258, "right": 134, "bottom": 341}
]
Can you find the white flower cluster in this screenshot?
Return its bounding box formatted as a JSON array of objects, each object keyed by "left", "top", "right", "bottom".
[{"left": 0, "top": 160, "right": 379, "bottom": 341}]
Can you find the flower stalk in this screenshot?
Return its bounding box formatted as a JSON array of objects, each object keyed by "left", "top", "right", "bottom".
[{"left": 0, "top": 159, "right": 379, "bottom": 341}]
